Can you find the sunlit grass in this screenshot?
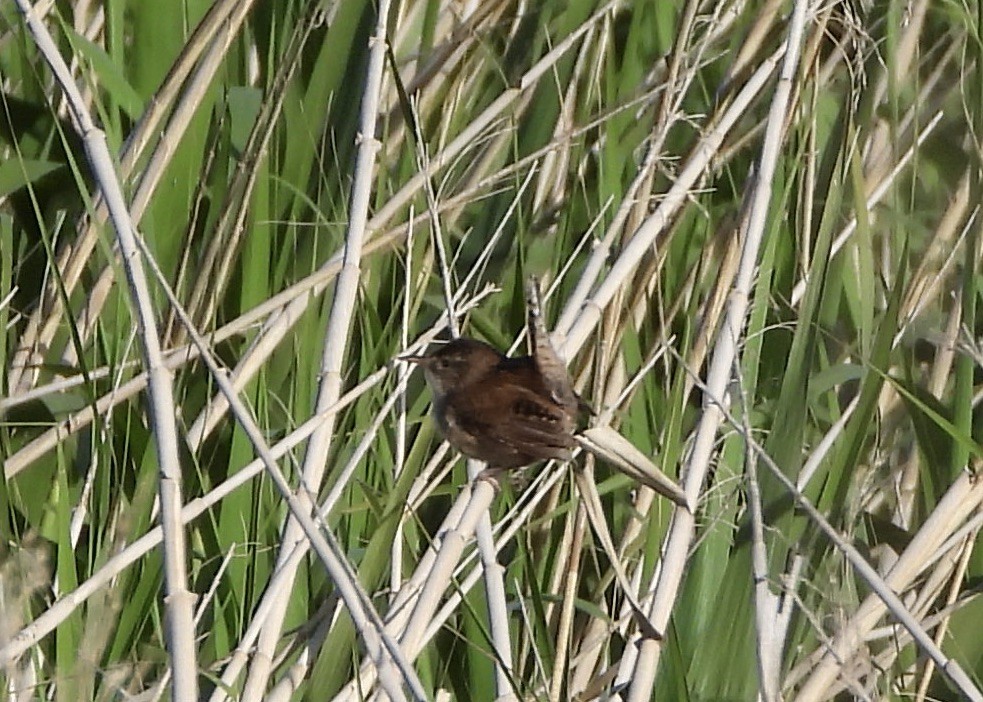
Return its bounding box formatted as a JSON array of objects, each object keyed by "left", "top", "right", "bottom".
[{"left": 1, "top": 0, "right": 982, "bottom": 700}]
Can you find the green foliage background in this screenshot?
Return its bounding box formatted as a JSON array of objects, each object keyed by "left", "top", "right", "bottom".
[{"left": 1, "top": 0, "right": 982, "bottom": 700}]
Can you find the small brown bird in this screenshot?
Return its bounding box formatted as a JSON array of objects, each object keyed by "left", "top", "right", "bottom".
[{"left": 405, "top": 279, "right": 579, "bottom": 469}]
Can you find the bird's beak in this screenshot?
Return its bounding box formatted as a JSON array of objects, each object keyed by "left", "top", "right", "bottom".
[{"left": 399, "top": 353, "right": 429, "bottom": 365}]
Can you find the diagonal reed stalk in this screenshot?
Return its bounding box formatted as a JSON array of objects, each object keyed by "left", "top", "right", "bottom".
[{"left": 2, "top": 0, "right": 982, "bottom": 700}]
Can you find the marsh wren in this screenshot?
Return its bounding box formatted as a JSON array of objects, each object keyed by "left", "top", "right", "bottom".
[{"left": 404, "top": 279, "right": 580, "bottom": 469}]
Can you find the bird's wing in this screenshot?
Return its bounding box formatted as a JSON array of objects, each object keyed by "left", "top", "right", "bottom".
[{"left": 446, "top": 382, "right": 575, "bottom": 466}]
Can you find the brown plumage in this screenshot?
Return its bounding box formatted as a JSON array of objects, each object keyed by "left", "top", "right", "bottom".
[
  {"left": 405, "top": 337, "right": 579, "bottom": 469},
  {"left": 406, "top": 279, "right": 583, "bottom": 469}
]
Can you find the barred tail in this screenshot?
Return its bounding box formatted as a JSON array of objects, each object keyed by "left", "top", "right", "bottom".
[{"left": 525, "top": 276, "right": 577, "bottom": 410}]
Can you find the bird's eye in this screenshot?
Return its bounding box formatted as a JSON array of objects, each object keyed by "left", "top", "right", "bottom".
[{"left": 437, "top": 357, "right": 451, "bottom": 368}]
